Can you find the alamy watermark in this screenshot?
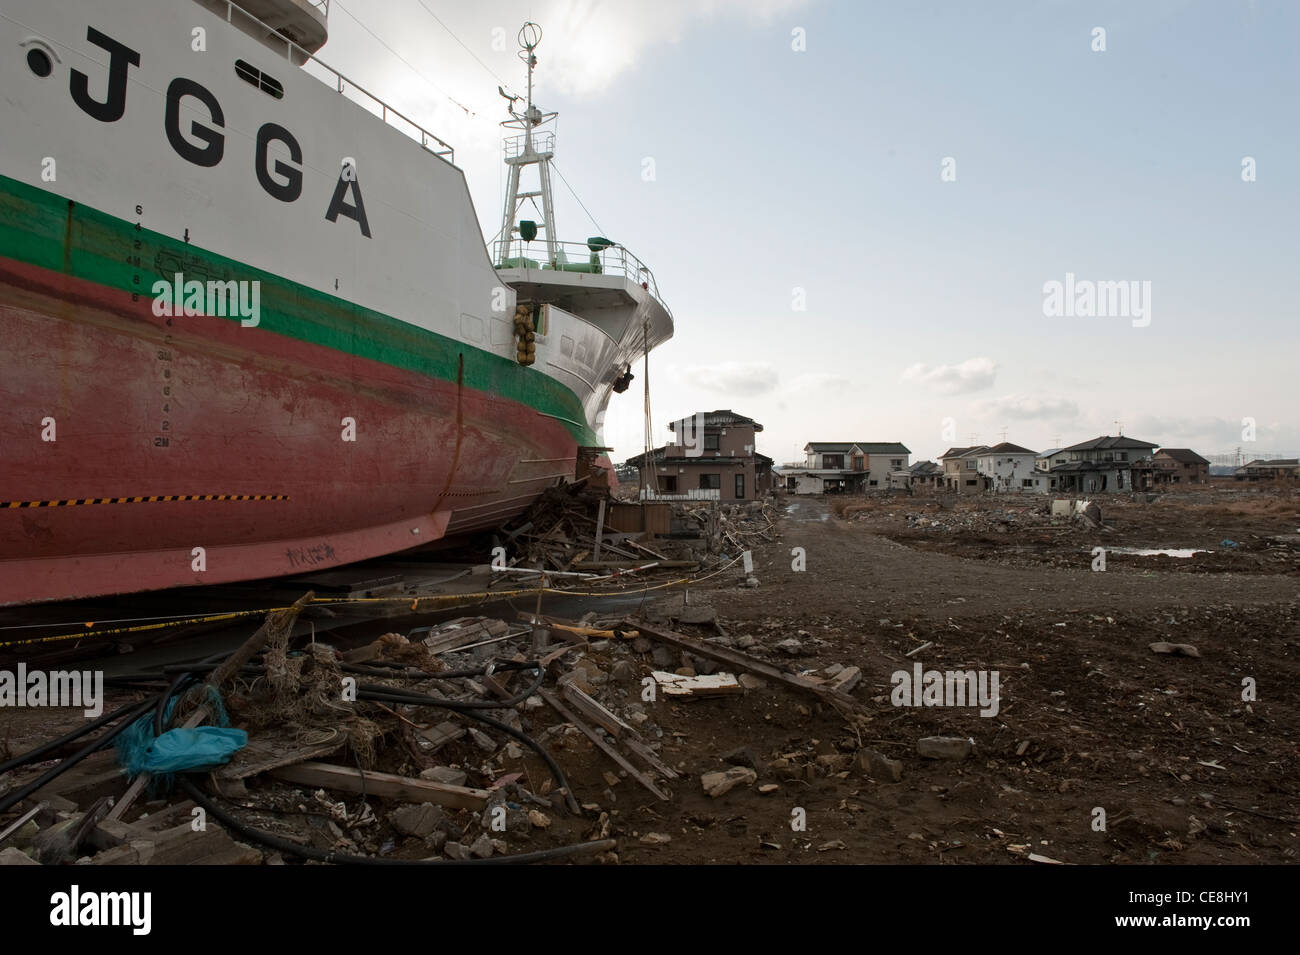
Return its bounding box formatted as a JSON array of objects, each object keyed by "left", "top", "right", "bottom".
[
  {"left": 152, "top": 272, "right": 260, "bottom": 327},
  {"left": 50, "top": 886, "right": 151, "bottom": 935},
  {"left": 1042, "top": 272, "right": 1150, "bottom": 327},
  {"left": 890, "top": 662, "right": 1000, "bottom": 717},
  {"left": 0, "top": 664, "right": 103, "bottom": 717}
]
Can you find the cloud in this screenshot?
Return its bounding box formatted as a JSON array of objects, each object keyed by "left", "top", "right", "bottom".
[
  {"left": 980, "top": 394, "right": 1078, "bottom": 420},
  {"left": 675, "top": 361, "right": 780, "bottom": 395},
  {"left": 902, "top": 357, "right": 997, "bottom": 394},
  {"left": 541, "top": 0, "right": 811, "bottom": 97},
  {"left": 784, "top": 372, "right": 852, "bottom": 393},
  {"left": 1124, "top": 414, "right": 1300, "bottom": 452}
]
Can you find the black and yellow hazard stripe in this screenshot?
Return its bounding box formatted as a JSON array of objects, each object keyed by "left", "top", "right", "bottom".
[{"left": 0, "top": 493, "right": 289, "bottom": 509}]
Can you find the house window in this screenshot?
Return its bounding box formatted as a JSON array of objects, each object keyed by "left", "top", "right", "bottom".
[
  {"left": 704, "top": 434, "right": 720, "bottom": 451},
  {"left": 824, "top": 454, "right": 844, "bottom": 469},
  {"left": 659, "top": 476, "right": 677, "bottom": 492},
  {"left": 966, "top": 461, "right": 977, "bottom": 470},
  {"left": 734, "top": 473, "right": 745, "bottom": 498},
  {"left": 1118, "top": 452, "right": 1127, "bottom": 461},
  {"left": 700, "top": 474, "right": 721, "bottom": 490},
  {"left": 852, "top": 456, "right": 865, "bottom": 471},
  {"left": 891, "top": 459, "right": 902, "bottom": 467},
  {"left": 965, "top": 479, "right": 977, "bottom": 487},
  {"left": 869, "top": 480, "right": 878, "bottom": 486},
  {"left": 1022, "top": 479, "right": 1034, "bottom": 488}
]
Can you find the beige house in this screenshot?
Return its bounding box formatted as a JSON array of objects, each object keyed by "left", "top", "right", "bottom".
[{"left": 625, "top": 409, "right": 772, "bottom": 501}]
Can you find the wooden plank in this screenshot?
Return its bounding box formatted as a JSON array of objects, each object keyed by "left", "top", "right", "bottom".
[
  {"left": 216, "top": 732, "right": 347, "bottom": 781},
  {"left": 561, "top": 682, "right": 634, "bottom": 737},
  {"left": 829, "top": 666, "right": 862, "bottom": 693},
  {"left": 622, "top": 737, "right": 679, "bottom": 779},
  {"left": 0, "top": 803, "right": 45, "bottom": 846},
  {"left": 538, "top": 689, "right": 669, "bottom": 801},
  {"left": 268, "top": 761, "right": 490, "bottom": 810},
  {"left": 593, "top": 498, "right": 607, "bottom": 562},
  {"left": 652, "top": 670, "right": 744, "bottom": 699},
  {"left": 416, "top": 721, "right": 466, "bottom": 751},
  {"left": 630, "top": 620, "right": 866, "bottom": 714}
]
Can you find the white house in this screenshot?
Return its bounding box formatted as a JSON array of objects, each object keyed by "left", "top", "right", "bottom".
[
  {"left": 801, "top": 442, "right": 911, "bottom": 491},
  {"left": 974, "top": 442, "right": 1044, "bottom": 492}
]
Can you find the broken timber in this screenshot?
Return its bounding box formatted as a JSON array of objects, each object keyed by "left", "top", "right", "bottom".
[
  {"left": 269, "top": 761, "right": 490, "bottom": 811},
  {"left": 560, "top": 682, "right": 634, "bottom": 737},
  {"left": 538, "top": 688, "right": 670, "bottom": 801},
  {"left": 628, "top": 619, "right": 866, "bottom": 715}
]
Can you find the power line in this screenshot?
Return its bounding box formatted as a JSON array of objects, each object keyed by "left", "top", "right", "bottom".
[
  {"left": 332, "top": 0, "right": 479, "bottom": 117},
  {"left": 551, "top": 160, "right": 605, "bottom": 236},
  {"left": 412, "top": 0, "right": 509, "bottom": 86}
]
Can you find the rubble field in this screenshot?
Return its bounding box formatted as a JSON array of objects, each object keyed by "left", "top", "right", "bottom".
[
  {"left": 835, "top": 484, "right": 1300, "bottom": 575},
  {"left": 1, "top": 491, "right": 1296, "bottom": 865}
]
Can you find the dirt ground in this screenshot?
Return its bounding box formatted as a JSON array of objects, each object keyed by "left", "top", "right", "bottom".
[
  {"left": 3, "top": 488, "right": 1297, "bottom": 865},
  {"left": 603, "top": 491, "right": 1298, "bottom": 864}
]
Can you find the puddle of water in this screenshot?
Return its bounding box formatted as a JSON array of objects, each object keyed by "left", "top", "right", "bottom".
[{"left": 1108, "top": 547, "right": 1209, "bottom": 558}]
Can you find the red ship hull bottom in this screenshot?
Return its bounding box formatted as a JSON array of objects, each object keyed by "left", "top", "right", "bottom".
[{"left": 0, "top": 260, "right": 578, "bottom": 606}]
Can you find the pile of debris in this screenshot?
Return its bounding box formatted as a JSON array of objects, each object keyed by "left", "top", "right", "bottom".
[
  {"left": 679, "top": 499, "right": 780, "bottom": 554},
  {"left": 494, "top": 486, "right": 701, "bottom": 585},
  {"left": 0, "top": 593, "right": 876, "bottom": 866}
]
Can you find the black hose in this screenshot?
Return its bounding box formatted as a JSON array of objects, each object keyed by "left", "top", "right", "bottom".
[
  {"left": 356, "top": 666, "right": 543, "bottom": 709},
  {"left": 0, "top": 697, "right": 150, "bottom": 776},
  {"left": 0, "top": 695, "right": 159, "bottom": 815},
  {"left": 143, "top": 666, "right": 597, "bottom": 866},
  {"left": 178, "top": 776, "right": 613, "bottom": 865},
  {"left": 358, "top": 688, "right": 575, "bottom": 808},
  {"left": 154, "top": 671, "right": 194, "bottom": 736}
]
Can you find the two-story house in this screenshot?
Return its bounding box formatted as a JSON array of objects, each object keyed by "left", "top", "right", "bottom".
[
  {"left": 779, "top": 442, "right": 911, "bottom": 494},
  {"left": 625, "top": 409, "right": 771, "bottom": 501},
  {"left": 1037, "top": 435, "right": 1158, "bottom": 492},
  {"left": 1149, "top": 448, "right": 1210, "bottom": 485},
  {"left": 940, "top": 446, "right": 988, "bottom": 493},
  {"left": 789, "top": 441, "right": 911, "bottom": 493},
  {"left": 974, "top": 442, "right": 1044, "bottom": 492}
]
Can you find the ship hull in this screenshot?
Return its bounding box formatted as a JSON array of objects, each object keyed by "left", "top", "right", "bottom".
[
  {"left": 0, "top": 1, "right": 668, "bottom": 606},
  {"left": 0, "top": 181, "right": 583, "bottom": 606}
]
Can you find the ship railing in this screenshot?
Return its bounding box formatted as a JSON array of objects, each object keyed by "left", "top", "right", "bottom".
[
  {"left": 503, "top": 132, "right": 556, "bottom": 159},
  {"left": 494, "top": 238, "right": 666, "bottom": 304},
  {"left": 220, "top": 1, "right": 454, "bottom": 162}
]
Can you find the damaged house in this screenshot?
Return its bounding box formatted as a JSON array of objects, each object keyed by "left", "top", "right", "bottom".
[
  {"left": 781, "top": 442, "right": 911, "bottom": 494},
  {"left": 1037, "top": 435, "right": 1158, "bottom": 492},
  {"left": 625, "top": 409, "right": 772, "bottom": 501}
]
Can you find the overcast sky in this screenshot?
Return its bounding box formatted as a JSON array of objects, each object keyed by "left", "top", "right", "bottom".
[{"left": 307, "top": 0, "right": 1298, "bottom": 465}]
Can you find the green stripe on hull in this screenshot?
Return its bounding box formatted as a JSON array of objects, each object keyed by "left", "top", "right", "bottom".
[{"left": 0, "top": 173, "right": 596, "bottom": 445}]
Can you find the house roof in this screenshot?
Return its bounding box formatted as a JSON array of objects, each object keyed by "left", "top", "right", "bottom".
[
  {"left": 668, "top": 409, "right": 763, "bottom": 432},
  {"left": 1049, "top": 460, "right": 1134, "bottom": 472},
  {"left": 625, "top": 444, "right": 773, "bottom": 468},
  {"left": 939, "top": 445, "right": 988, "bottom": 459},
  {"left": 908, "top": 460, "right": 942, "bottom": 475},
  {"left": 981, "top": 442, "right": 1037, "bottom": 455},
  {"left": 1237, "top": 458, "right": 1299, "bottom": 468},
  {"left": 1036, "top": 448, "right": 1062, "bottom": 457},
  {"left": 1060, "top": 435, "right": 1158, "bottom": 452},
  {"left": 804, "top": 442, "right": 854, "bottom": 453},
  {"left": 803, "top": 441, "right": 910, "bottom": 454},
  {"left": 1156, "top": 448, "right": 1210, "bottom": 465}
]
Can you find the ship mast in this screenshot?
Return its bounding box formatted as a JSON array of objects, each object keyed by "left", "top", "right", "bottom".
[{"left": 498, "top": 23, "right": 559, "bottom": 266}]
